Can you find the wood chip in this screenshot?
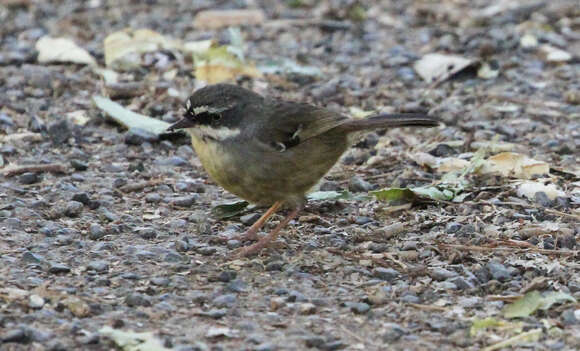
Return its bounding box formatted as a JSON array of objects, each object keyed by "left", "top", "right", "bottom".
[
  {"left": 2, "top": 163, "right": 68, "bottom": 177},
  {"left": 193, "top": 9, "right": 265, "bottom": 29}
]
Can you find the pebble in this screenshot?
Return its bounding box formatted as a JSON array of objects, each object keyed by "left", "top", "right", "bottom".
[
  {"left": 266, "top": 261, "right": 284, "bottom": 271},
  {"left": 486, "top": 262, "right": 512, "bottom": 282},
  {"left": 240, "top": 213, "right": 261, "bottom": 226},
  {"left": 156, "top": 156, "right": 189, "bottom": 167},
  {"left": 135, "top": 227, "right": 157, "bottom": 240},
  {"left": 429, "top": 144, "right": 457, "bottom": 157},
  {"left": 298, "top": 302, "right": 317, "bottom": 315},
  {"left": 557, "top": 235, "right": 576, "bottom": 249},
  {"left": 22, "top": 251, "right": 44, "bottom": 264},
  {"left": 430, "top": 267, "right": 458, "bottom": 281},
  {"left": 270, "top": 297, "right": 286, "bottom": 311},
  {"left": 64, "top": 201, "right": 83, "bottom": 217},
  {"left": 382, "top": 323, "right": 407, "bottom": 342},
  {"left": 70, "top": 159, "right": 88, "bottom": 171},
  {"left": 304, "top": 335, "right": 325, "bottom": 348},
  {"left": 48, "top": 262, "right": 71, "bottom": 274},
  {"left": 255, "top": 343, "right": 276, "bottom": 351},
  {"left": 125, "top": 128, "right": 159, "bottom": 145},
  {"left": 227, "top": 279, "right": 247, "bottom": 293},
  {"left": 48, "top": 119, "right": 72, "bottom": 144},
  {"left": 218, "top": 270, "right": 237, "bottom": 282},
  {"left": 449, "top": 276, "right": 475, "bottom": 290},
  {"left": 287, "top": 290, "right": 307, "bottom": 302},
  {"left": 29, "top": 294, "right": 45, "bottom": 309},
  {"left": 346, "top": 302, "right": 370, "bottom": 314},
  {"left": 125, "top": 293, "right": 152, "bottom": 307},
  {"left": 1, "top": 328, "right": 29, "bottom": 343},
  {"left": 354, "top": 216, "right": 373, "bottom": 225},
  {"left": 534, "top": 191, "right": 553, "bottom": 207},
  {"left": 199, "top": 308, "right": 227, "bottom": 319},
  {"left": 72, "top": 192, "right": 91, "bottom": 206},
  {"left": 400, "top": 293, "right": 420, "bottom": 303},
  {"left": 373, "top": 267, "right": 399, "bottom": 281},
  {"left": 348, "top": 176, "right": 373, "bottom": 192},
  {"left": 321, "top": 340, "right": 347, "bottom": 350},
  {"left": 197, "top": 246, "right": 218, "bottom": 256},
  {"left": 87, "top": 260, "right": 109, "bottom": 273},
  {"left": 145, "top": 193, "right": 162, "bottom": 203},
  {"left": 446, "top": 222, "right": 461, "bottom": 234},
  {"left": 151, "top": 277, "right": 171, "bottom": 287},
  {"left": 89, "top": 223, "right": 106, "bottom": 240},
  {"left": 212, "top": 294, "right": 237, "bottom": 308},
  {"left": 19, "top": 172, "right": 40, "bottom": 184},
  {"left": 171, "top": 195, "right": 197, "bottom": 207}
]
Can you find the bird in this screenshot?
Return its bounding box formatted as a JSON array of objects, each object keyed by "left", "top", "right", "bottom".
[{"left": 168, "top": 84, "right": 439, "bottom": 257}]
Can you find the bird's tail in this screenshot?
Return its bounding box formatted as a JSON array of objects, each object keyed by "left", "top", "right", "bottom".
[{"left": 339, "top": 113, "right": 439, "bottom": 132}]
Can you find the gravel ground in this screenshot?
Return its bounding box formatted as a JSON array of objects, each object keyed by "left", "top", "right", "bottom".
[{"left": 1, "top": 1, "right": 579, "bottom": 350}]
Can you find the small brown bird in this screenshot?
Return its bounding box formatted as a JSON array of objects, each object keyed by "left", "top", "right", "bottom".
[{"left": 169, "top": 84, "right": 438, "bottom": 257}]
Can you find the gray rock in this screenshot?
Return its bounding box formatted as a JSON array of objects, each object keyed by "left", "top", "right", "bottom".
[
  {"left": 446, "top": 222, "right": 461, "bottom": 234},
  {"left": 346, "top": 302, "right": 370, "bottom": 314},
  {"left": 218, "top": 270, "right": 237, "bottom": 282},
  {"left": 373, "top": 267, "right": 399, "bottom": 281},
  {"left": 64, "top": 201, "right": 83, "bottom": 217},
  {"left": 430, "top": 268, "right": 458, "bottom": 281},
  {"left": 240, "top": 213, "right": 261, "bottom": 226},
  {"left": 70, "top": 159, "right": 88, "bottom": 171},
  {"left": 449, "top": 276, "right": 475, "bottom": 290},
  {"left": 197, "top": 246, "right": 218, "bottom": 256},
  {"left": 125, "top": 128, "right": 159, "bottom": 145},
  {"left": 19, "top": 172, "right": 40, "bottom": 184},
  {"left": 382, "top": 323, "right": 407, "bottom": 342},
  {"left": 87, "top": 260, "right": 109, "bottom": 273},
  {"left": 1, "top": 328, "right": 29, "bottom": 343},
  {"left": 304, "top": 335, "right": 325, "bottom": 348},
  {"left": 71, "top": 192, "right": 91, "bottom": 206},
  {"left": 171, "top": 195, "right": 197, "bottom": 207},
  {"left": 486, "top": 262, "right": 512, "bottom": 282},
  {"left": 135, "top": 227, "right": 157, "bottom": 240},
  {"left": 48, "top": 119, "right": 72, "bottom": 144},
  {"left": 212, "top": 294, "right": 237, "bottom": 308},
  {"left": 125, "top": 293, "right": 151, "bottom": 307},
  {"left": 48, "top": 262, "right": 70, "bottom": 274},
  {"left": 89, "top": 223, "right": 106, "bottom": 240},
  {"left": 145, "top": 193, "right": 162, "bottom": 203},
  {"left": 348, "top": 176, "right": 373, "bottom": 192},
  {"left": 266, "top": 261, "right": 284, "bottom": 271},
  {"left": 151, "top": 277, "right": 170, "bottom": 286},
  {"left": 287, "top": 290, "right": 307, "bottom": 302},
  {"left": 534, "top": 191, "right": 553, "bottom": 207},
  {"left": 22, "top": 251, "right": 45, "bottom": 264}
]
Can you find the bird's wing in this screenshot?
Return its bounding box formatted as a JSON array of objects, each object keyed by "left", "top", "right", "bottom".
[{"left": 256, "top": 100, "right": 349, "bottom": 152}]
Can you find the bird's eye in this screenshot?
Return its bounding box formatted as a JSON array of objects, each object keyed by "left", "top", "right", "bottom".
[{"left": 212, "top": 114, "right": 221, "bottom": 121}]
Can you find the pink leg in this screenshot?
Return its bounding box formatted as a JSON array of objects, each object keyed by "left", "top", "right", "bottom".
[
  {"left": 239, "top": 201, "right": 283, "bottom": 241},
  {"left": 234, "top": 205, "right": 302, "bottom": 258}
]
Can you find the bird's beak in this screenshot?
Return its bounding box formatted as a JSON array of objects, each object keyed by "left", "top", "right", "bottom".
[{"left": 167, "top": 113, "right": 197, "bottom": 132}]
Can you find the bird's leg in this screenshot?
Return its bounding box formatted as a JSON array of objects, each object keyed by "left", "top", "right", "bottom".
[
  {"left": 238, "top": 201, "right": 282, "bottom": 241},
  {"left": 235, "top": 205, "right": 303, "bottom": 258}
]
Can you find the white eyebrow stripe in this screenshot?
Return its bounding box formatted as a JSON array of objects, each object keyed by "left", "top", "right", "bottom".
[{"left": 195, "top": 125, "right": 241, "bottom": 140}]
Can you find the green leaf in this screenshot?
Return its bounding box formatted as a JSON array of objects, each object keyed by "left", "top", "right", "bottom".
[
  {"left": 307, "top": 190, "right": 364, "bottom": 201},
  {"left": 470, "top": 317, "right": 507, "bottom": 337},
  {"left": 539, "top": 291, "right": 577, "bottom": 310},
  {"left": 503, "top": 291, "right": 543, "bottom": 319},
  {"left": 93, "top": 96, "right": 171, "bottom": 135},
  {"left": 211, "top": 201, "right": 249, "bottom": 219},
  {"left": 370, "top": 188, "right": 416, "bottom": 204}
]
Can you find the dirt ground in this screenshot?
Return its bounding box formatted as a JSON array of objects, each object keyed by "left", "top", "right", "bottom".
[{"left": 1, "top": 1, "right": 579, "bottom": 350}]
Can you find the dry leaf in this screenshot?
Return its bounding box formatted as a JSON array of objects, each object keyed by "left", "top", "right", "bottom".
[
  {"left": 539, "top": 45, "right": 572, "bottom": 63},
  {"left": 36, "top": 36, "right": 96, "bottom": 66},
  {"left": 516, "top": 181, "right": 566, "bottom": 200},
  {"left": 104, "top": 29, "right": 181, "bottom": 67},
  {"left": 480, "top": 152, "right": 549, "bottom": 179},
  {"left": 414, "top": 53, "right": 476, "bottom": 83},
  {"left": 193, "top": 9, "right": 265, "bottom": 29},
  {"left": 194, "top": 45, "right": 261, "bottom": 84}
]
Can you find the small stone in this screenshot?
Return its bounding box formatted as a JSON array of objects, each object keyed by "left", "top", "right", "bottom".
[
  {"left": 145, "top": 193, "right": 162, "bottom": 203},
  {"left": 212, "top": 294, "right": 237, "bottom": 308},
  {"left": 287, "top": 290, "right": 307, "bottom": 302},
  {"left": 446, "top": 222, "right": 461, "bottom": 234},
  {"left": 557, "top": 235, "right": 576, "bottom": 249},
  {"left": 48, "top": 262, "right": 71, "bottom": 274},
  {"left": 354, "top": 216, "right": 373, "bottom": 225},
  {"left": 171, "top": 195, "right": 197, "bottom": 207},
  {"left": 22, "top": 252, "right": 44, "bottom": 264},
  {"left": 227, "top": 239, "right": 241, "bottom": 249},
  {"left": 89, "top": 223, "right": 106, "bottom": 240},
  {"left": 270, "top": 297, "right": 286, "bottom": 311},
  {"left": 72, "top": 192, "right": 91, "bottom": 206},
  {"left": 48, "top": 119, "right": 72, "bottom": 144},
  {"left": 197, "top": 246, "right": 218, "bottom": 256},
  {"left": 303, "top": 336, "right": 325, "bottom": 348},
  {"left": 200, "top": 308, "right": 227, "bottom": 319},
  {"left": 87, "top": 260, "right": 109, "bottom": 273},
  {"left": 64, "top": 201, "right": 83, "bottom": 217},
  {"left": 19, "top": 172, "right": 40, "bottom": 184},
  {"left": 348, "top": 176, "right": 373, "bottom": 192},
  {"left": 373, "top": 267, "right": 399, "bottom": 281},
  {"left": 125, "top": 128, "right": 159, "bottom": 145},
  {"left": 319, "top": 181, "right": 341, "bottom": 191},
  {"left": 554, "top": 197, "right": 570, "bottom": 210},
  {"left": 449, "top": 276, "right": 475, "bottom": 290},
  {"left": 29, "top": 294, "right": 45, "bottom": 309},
  {"left": 218, "top": 270, "right": 237, "bottom": 282},
  {"left": 430, "top": 268, "right": 458, "bottom": 281},
  {"left": 534, "top": 191, "right": 553, "bottom": 207},
  {"left": 151, "top": 277, "right": 170, "bottom": 287},
  {"left": 125, "top": 293, "right": 151, "bottom": 307},
  {"left": 135, "top": 227, "right": 157, "bottom": 240},
  {"left": 429, "top": 144, "right": 457, "bottom": 157},
  {"left": 40, "top": 223, "right": 59, "bottom": 237},
  {"left": 382, "top": 323, "right": 407, "bottom": 342},
  {"left": 227, "top": 279, "right": 247, "bottom": 293},
  {"left": 298, "top": 302, "right": 317, "bottom": 315},
  {"left": 266, "top": 261, "right": 284, "bottom": 271},
  {"left": 486, "top": 262, "right": 512, "bottom": 282},
  {"left": 321, "top": 340, "right": 347, "bottom": 350},
  {"left": 347, "top": 302, "right": 370, "bottom": 314},
  {"left": 240, "top": 213, "right": 261, "bottom": 226},
  {"left": 255, "top": 343, "right": 276, "bottom": 351},
  {"left": 1, "top": 328, "right": 29, "bottom": 343},
  {"left": 400, "top": 293, "right": 420, "bottom": 303},
  {"left": 561, "top": 309, "right": 578, "bottom": 325},
  {"left": 70, "top": 159, "right": 88, "bottom": 171}
]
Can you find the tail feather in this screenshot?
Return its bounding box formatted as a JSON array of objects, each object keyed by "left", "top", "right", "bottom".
[{"left": 340, "top": 113, "right": 439, "bottom": 132}]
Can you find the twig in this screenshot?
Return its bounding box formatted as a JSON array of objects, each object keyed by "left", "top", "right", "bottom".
[
  {"left": 407, "top": 303, "right": 447, "bottom": 312},
  {"left": 2, "top": 163, "right": 68, "bottom": 177},
  {"left": 119, "top": 179, "right": 163, "bottom": 193},
  {"left": 438, "top": 243, "right": 578, "bottom": 256}
]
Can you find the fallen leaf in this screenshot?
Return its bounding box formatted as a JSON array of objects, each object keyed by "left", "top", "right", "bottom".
[
  {"left": 520, "top": 34, "right": 538, "bottom": 49},
  {"left": 206, "top": 326, "right": 238, "bottom": 338},
  {"left": 36, "top": 36, "right": 96, "bottom": 66},
  {"left": 258, "top": 58, "right": 322, "bottom": 76},
  {"left": 104, "top": 29, "right": 181, "bottom": 67},
  {"left": 503, "top": 290, "right": 577, "bottom": 319},
  {"left": 516, "top": 181, "right": 566, "bottom": 200},
  {"left": 99, "top": 326, "right": 171, "bottom": 351},
  {"left": 414, "top": 53, "right": 476, "bottom": 84},
  {"left": 193, "top": 9, "right": 266, "bottom": 29},
  {"left": 93, "top": 96, "right": 170, "bottom": 135},
  {"left": 66, "top": 110, "right": 90, "bottom": 126},
  {"left": 539, "top": 45, "right": 572, "bottom": 63},
  {"left": 480, "top": 152, "right": 549, "bottom": 179},
  {"left": 477, "top": 61, "right": 499, "bottom": 79},
  {"left": 211, "top": 201, "right": 249, "bottom": 219},
  {"left": 482, "top": 328, "right": 542, "bottom": 351},
  {"left": 307, "top": 190, "right": 364, "bottom": 201},
  {"left": 62, "top": 296, "right": 90, "bottom": 318},
  {"left": 370, "top": 188, "right": 416, "bottom": 204}
]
